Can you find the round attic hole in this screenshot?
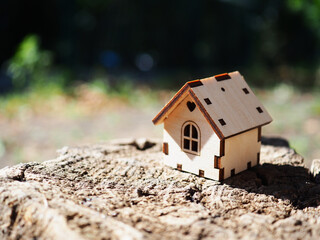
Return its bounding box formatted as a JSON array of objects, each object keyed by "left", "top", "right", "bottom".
[{"left": 221, "top": 87, "right": 225, "bottom": 92}]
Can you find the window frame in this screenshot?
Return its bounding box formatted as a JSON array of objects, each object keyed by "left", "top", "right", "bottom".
[{"left": 181, "top": 121, "right": 201, "bottom": 155}]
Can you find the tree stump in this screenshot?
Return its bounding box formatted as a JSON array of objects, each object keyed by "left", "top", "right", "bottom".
[{"left": 0, "top": 137, "right": 320, "bottom": 240}]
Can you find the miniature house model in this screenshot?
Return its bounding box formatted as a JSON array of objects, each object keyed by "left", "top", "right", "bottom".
[{"left": 152, "top": 71, "right": 272, "bottom": 181}]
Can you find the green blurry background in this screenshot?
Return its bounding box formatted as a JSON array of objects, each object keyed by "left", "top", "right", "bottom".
[{"left": 0, "top": 0, "right": 319, "bottom": 168}]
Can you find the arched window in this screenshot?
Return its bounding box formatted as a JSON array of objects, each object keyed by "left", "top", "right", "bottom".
[{"left": 182, "top": 121, "right": 200, "bottom": 154}]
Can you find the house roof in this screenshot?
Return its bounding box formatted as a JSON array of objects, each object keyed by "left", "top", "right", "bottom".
[{"left": 152, "top": 71, "right": 272, "bottom": 139}]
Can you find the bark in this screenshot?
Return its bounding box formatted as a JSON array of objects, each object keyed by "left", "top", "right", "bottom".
[
  {"left": 0, "top": 137, "right": 319, "bottom": 240},
  {"left": 311, "top": 159, "right": 320, "bottom": 184}
]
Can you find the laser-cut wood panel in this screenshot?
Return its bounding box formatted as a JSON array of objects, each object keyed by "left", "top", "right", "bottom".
[
  {"left": 162, "top": 95, "right": 221, "bottom": 180},
  {"left": 190, "top": 71, "right": 272, "bottom": 138},
  {"left": 154, "top": 71, "right": 272, "bottom": 181}
]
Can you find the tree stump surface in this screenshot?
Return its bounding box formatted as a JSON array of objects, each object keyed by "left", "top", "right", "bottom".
[{"left": 0, "top": 137, "right": 320, "bottom": 240}]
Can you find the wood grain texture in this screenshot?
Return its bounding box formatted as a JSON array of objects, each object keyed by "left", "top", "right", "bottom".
[
  {"left": 0, "top": 138, "right": 320, "bottom": 240},
  {"left": 188, "top": 89, "right": 224, "bottom": 139},
  {"left": 163, "top": 95, "right": 220, "bottom": 180},
  {"left": 191, "top": 71, "right": 272, "bottom": 138},
  {"left": 221, "top": 128, "right": 261, "bottom": 179}
]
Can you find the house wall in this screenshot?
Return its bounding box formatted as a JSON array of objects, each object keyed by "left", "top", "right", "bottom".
[
  {"left": 163, "top": 95, "right": 220, "bottom": 180},
  {"left": 221, "top": 128, "right": 260, "bottom": 179}
]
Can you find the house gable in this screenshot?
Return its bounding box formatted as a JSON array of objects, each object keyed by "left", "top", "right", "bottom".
[
  {"left": 164, "top": 94, "right": 216, "bottom": 153},
  {"left": 163, "top": 94, "right": 221, "bottom": 178},
  {"left": 153, "top": 80, "right": 224, "bottom": 140}
]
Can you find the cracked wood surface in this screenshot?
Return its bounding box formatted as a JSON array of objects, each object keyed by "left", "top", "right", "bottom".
[{"left": 0, "top": 137, "right": 320, "bottom": 240}]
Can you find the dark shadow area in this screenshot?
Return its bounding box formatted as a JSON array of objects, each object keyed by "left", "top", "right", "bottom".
[
  {"left": 261, "top": 136, "right": 290, "bottom": 148},
  {"left": 224, "top": 137, "right": 320, "bottom": 209}
]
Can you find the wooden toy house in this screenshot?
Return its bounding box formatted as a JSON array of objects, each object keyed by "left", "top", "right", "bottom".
[{"left": 152, "top": 71, "right": 272, "bottom": 181}]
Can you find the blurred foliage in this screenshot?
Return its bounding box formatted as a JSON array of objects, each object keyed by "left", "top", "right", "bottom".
[
  {"left": 1, "top": 0, "right": 320, "bottom": 91},
  {"left": 258, "top": 84, "right": 320, "bottom": 164},
  {"left": 6, "top": 34, "right": 69, "bottom": 92},
  {"left": 311, "top": 94, "right": 320, "bottom": 115},
  {"left": 287, "top": 0, "right": 320, "bottom": 36},
  {"left": 7, "top": 35, "right": 52, "bottom": 89}
]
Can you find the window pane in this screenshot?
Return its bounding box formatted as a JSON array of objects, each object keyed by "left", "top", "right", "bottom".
[
  {"left": 184, "top": 139, "right": 190, "bottom": 149},
  {"left": 192, "top": 141, "right": 198, "bottom": 152},
  {"left": 192, "top": 125, "right": 198, "bottom": 139},
  {"left": 184, "top": 124, "right": 190, "bottom": 137}
]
